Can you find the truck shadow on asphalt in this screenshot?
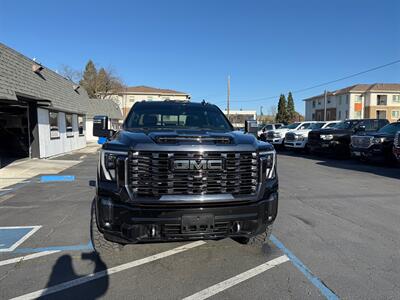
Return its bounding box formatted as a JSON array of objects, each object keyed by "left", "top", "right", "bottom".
[
  {"left": 40, "top": 252, "right": 108, "bottom": 300},
  {"left": 278, "top": 150, "right": 400, "bottom": 180}
]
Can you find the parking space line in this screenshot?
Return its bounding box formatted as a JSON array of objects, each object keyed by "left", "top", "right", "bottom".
[
  {"left": 0, "top": 250, "right": 60, "bottom": 267},
  {"left": 40, "top": 175, "right": 75, "bottom": 183},
  {"left": 270, "top": 235, "right": 339, "bottom": 300},
  {"left": 10, "top": 241, "right": 206, "bottom": 300},
  {"left": 182, "top": 255, "right": 289, "bottom": 300},
  {"left": 0, "top": 226, "right": 42, "bottom": 252}
]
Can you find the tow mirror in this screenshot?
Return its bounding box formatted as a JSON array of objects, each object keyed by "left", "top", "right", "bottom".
[
  {"left": 356, "top": 125, "right": 366, "bottom": 132},
  {"left": 93, "top": 115, "right": 111, "bottom": 138},
  {"left": 244, "top": 120, "right": 258, "bottom": 136}
]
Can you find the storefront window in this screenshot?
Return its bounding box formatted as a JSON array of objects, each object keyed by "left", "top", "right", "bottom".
[{"left": 49, "top": 111, "right": 60, "bottom": 139}]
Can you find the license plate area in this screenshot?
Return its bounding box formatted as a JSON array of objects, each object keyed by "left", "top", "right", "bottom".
[{"left": 181, "top": 214, "right": 214, "bottom": 233}]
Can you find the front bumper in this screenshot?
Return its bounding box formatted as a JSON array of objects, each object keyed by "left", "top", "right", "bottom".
[
  {"left": 266, "top": 137, "right": 284, "bottom": 145},
  {"left": 351, "top": 145, "right": 391, "bottom": 161},
  {"left": 284, "top": 140, "right": 307, "bottom": 149},
  {"left": 308, "top": 140, "right": 339, "bottom": 153},
  {"left": 393, "top": 147, "right": 400, "bottom": 161},
  {"left": 95, "top": 181, "right": 279, "bottom": 244}
]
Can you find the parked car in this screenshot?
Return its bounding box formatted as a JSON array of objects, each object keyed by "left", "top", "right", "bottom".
[
  {"left": 258, "top": 123, "right": 284, "bottom": 141},
  {"left": 393, "top": 131, "right": 400, "bottom": 162},
  {"left": 91, "top": 100, "right": 278, "bottom": 254},
  {"left": 284, "top": 121, "right": 340, "bottom": 151},
  {"left": 308, "top": 119, "right": 389, "bottom": 157},
  {"left": 265, "top": 122, "right": 315, "bottom": 147}
]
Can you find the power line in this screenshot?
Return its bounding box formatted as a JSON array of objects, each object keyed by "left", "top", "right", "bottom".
[{"left": 225, "top": 59, "right": 400, "bottom": 103}]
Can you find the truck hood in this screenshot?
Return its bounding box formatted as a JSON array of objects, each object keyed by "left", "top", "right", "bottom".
[
  {"left": 102, "top": 129, "right": 274, "bottom": 152},
  {"left": 313, "top": 128, "right": 351, "bottom": 135},
  {"left": 354, "top": 132, "right": 394, "bottom": 139},
  {"left": 291, "top": 129, "right": 312, "bottom": 136}
]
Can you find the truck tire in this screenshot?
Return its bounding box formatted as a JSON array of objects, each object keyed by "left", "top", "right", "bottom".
[
  {"left": 232, "top": 225, "right": 272, "bottom": 247},
  {"left": 90, "top": 200, "right": 123, "bottom": 256}
]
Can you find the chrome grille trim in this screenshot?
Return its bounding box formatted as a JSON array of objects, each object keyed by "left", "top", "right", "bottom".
[
  {"left": 394, "top": 132, "right": 400, "bottom": 148},
  {"left": 128, "top": 151, "right": 258, "bottom": 196},
  {"left": 351, "top": 136, "right": 372, "bottom": 149}
]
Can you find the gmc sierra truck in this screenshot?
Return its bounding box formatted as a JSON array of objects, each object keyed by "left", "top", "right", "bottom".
[
  {"left": 91, "top": 101, "right": 278, "bottom": 254},
  {"left": 308, "top": 119, "right": 389, "bottom": 157},
  {"left": 351, "top": 122, "right": 400, "bottom": 162}
]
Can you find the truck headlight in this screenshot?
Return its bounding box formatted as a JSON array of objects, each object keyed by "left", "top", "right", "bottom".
[
  {"left": 259, "top": 150, "right": 276, "bottom": 179},
  {"left": 320, "top": 134, "right": 333, "bottom": 141},
  {"left": 372, "top": 137, "right": 385, "bottom": 144},
  {"left": 100, "top": 150, "right": 128, "bottom": 181},
  {"left": 295, "top": 134, "right": 305, "bottom": 141},
  {"left": 274, "top": 132, "right": 282, "bottom": 138}
]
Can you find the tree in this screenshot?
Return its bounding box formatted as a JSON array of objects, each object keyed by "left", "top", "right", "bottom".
[
  {"left": 59, "top": 65, "right": 81, "bottom": 83},
  {"left": 287, "top": 92, "right": 296, "bottom": 122},
  {"left": 96, "top": 67, "right": 124, "bottom": 99},
  {"left": 79, "top": 60, "right": 98, "bottom": 98},
  {"left": 275, "top": 94, "right": 288, "bottom": 123}
]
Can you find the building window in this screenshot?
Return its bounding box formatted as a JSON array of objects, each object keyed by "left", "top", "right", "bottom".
[
  {"left": 345, "top": 110, "right": 349, "bottom": 119},
  {"left": 312, "top": 113, "right": 315, "bottom": 120},
  {"left": 393, "top": 95, "right": 400, "bottom": 103},
  {"left": 65, "top": 114, "right": 74, "bottom": 137},
  {"left": 392, "top": 110, "right": 399, "bottom": 119},
  {"left": 147, "top": 96, "right": 153, "bottom": 101},
  {"left": 339, "top": 98, "right": 342, "bottom": 106},
  {"left": 49, "top": 111, "right": 60, "bottom": 139},
  {"left": 78, "top": 115, "right": 85, "bottom": 135},
  {"left": 377, "top": 95, "right": 387, "bottom": 105},
  {"left": 376, "top": 110, "right": 387, "bottom": 119},
  {"left": 355, "top": 95, "right": 362, "bottom": 103},
  {"left": 129, "top": 96, "right": 135, "bottom": 103},
  {"left": 354, "top": 111, "right": 362, "bottom": 119},
  {"left": 346, "top": 95, "right": 349, "bottom": 105},
  {"left": 312, "top": 101, "right": 316, "bottom": 108},
  {"left": 327, "top": 97, "right": 331, "bottom": 104},
  {"left": 338, "top": 111, "right": 342, "bottom": 119}
]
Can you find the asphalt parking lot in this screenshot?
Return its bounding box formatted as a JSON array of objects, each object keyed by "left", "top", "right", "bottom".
[{"left": 0, "top": 150, "right": 399, "bottom": 300}]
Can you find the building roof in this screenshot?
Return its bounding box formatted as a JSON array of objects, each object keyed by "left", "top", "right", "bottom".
[
  {"left": 0, "top": 43, "right": 89, "bottom": 114},
  {"left": 304, "top": 83, "right": 400, "bottom": 101},
  {"left": 87, "top": 99, "right": 123, "bottom": 120},
  {"left": 121, "top": 85, "right": 189, "bottom": 96}
]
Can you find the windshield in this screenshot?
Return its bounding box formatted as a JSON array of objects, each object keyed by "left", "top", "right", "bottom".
[
  {"left": 124, "top": 103, "right": 233, "bottom": 131},
  {"left": 286, "top": 122, "right": 301, "bottom": 129},
  {"left": 377, "top": 123, "right": 400, "bottom": 135},
  {"left": 333, "top": 120, "right": 359, "bottom": 129},
  {"left": 309, "top": 123, "right": 325, "bottom": 129}
]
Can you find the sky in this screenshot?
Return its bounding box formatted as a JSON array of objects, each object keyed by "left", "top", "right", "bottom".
[{"left": 1, "top": 0, "right": 399, "bottom": 114}]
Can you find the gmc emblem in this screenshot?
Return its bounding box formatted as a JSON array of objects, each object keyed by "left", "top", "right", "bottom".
[{"left": 172, "top": 159, "right": 223, "bottom": 171}]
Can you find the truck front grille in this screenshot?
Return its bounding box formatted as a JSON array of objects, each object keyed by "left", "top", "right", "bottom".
[
  {"left": 308, "top": 131, "right": 320, "bottom": 141},
  {"left": 351, "top": 136, "right": 372, "bottom": 148},
  {"left": 128, "top": 151, "right": 258, "bottom": 196},
  {"left": 395, "top": 132, "right": 400, "bottom": 148},
  {"left": 285, "top": 132, "right": 296, "bottom": 142}
]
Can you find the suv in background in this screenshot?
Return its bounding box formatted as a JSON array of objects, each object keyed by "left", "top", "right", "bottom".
[
  {"left": 258, "top": 123, "right": 284, "bottom": 141},
  {"left": 284, "top": 121, "right": 339, "bottom": 151},
  {"left": 91, "top": 101, "right": 278, "bottom": 255},
  {"left": 265, "top": 122, "right": 315, "bottom": 147},
  {"left": 308, "top": 119, "right": 389, "bottom": 157},
  {"left": 393, "top": 131, "right": 400, "bottom": 162},
  {"left": 351, "top": 122, "right": 400, "bottom": 162}
]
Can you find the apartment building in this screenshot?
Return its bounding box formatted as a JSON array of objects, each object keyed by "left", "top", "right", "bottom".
[
  {"left": 109, "top": 86, "right": 191, "bottom": 117},
  {"left": 224, "top": 110, "right": 257, "bottom": 128},
  {"left": 304, "top": 84, "right": 400, "bottom": 122}
]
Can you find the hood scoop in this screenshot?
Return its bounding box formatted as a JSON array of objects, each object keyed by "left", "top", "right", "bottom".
[{"left": 155, "top": 135, "right": 232, "bottom": 145}]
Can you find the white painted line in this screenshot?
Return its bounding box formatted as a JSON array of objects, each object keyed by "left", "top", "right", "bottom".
[
  {"left": 0, "top": 225, "right": 42, "bottom": 252},
  {"left": 10, "top": 241, "right": 206, "bottom": 300},
  {"left": 0, "top": 250, "right": 60, "bottom": 267},
  {"left": 182, "top": 255, "right": 290, "bottom": 300}
]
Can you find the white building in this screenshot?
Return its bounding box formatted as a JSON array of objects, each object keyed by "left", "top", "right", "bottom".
[
  {"left": 304, "top": 84, "right": 400, "bottom": 122},
  {"left": 0, "top": 43, "right": 91, "bottom": 164},
  {"left": 109, "top": 86, "right": 191, "bottom": 117},
  {"left": 223, "top": 110, "right": 257, "bottom": 128}
]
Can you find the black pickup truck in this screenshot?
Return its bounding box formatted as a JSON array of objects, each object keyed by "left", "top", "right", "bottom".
[
  {"left": 91, "top": 101, "right": 278, "bottom": 254},
  {"left": 351, "top": 122, "right": 400, "bottom": 162},
  {"left": 308, "top": 119, "right": 389, "bottom": 157}
]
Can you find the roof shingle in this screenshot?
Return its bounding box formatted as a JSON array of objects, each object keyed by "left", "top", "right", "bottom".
[
  {"left": 87, "top": 99, "right": 123, "bottom": 120},
  {"left": 0, "top": 43, "right": 90, "bottom": 113}
]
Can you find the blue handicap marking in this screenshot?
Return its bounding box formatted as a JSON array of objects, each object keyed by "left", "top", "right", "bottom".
[
  {"left": 98, "top": 137, "right": 107, "bottom": 145},
  {"left": 40, "top": 175, "right": 75, "bottom": 183},
  {"left": 0, "top": 226, "right": 41, "bottom": 252}
]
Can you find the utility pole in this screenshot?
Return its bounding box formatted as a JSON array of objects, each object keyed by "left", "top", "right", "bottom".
[
  {"left": 324, "top": 90, "right": 327, "bottom": 121},
  {"left": 227, "top": 75, "right": 230, "bottom": 116}
]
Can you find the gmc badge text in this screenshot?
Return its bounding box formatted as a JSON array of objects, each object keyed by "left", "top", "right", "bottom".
[{"left": 91, "top": 101, "right": 278, "bottom": 255}]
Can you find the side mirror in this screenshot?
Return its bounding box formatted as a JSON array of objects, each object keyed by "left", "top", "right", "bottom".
[
  {"left": 356, "top": 125, "right": 366, "bottom": 132},
  {"left": 93, "top": 115, "right": 110, "bottom": 137},
  {"left": 244, "top": 120, "right": 258, "bottom": 135}
]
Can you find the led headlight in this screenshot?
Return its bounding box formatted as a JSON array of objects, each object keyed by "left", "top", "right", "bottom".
[
  {"left": 259, "top": 150, "right": 276, "bottom": 179},
  {"left": 274, "top": 132, "right": 282, "bottom": 138},
  {"left": 295, "top": 134, "right": 306, "bottom": 141},
  {"left": 320, "top": 134, "right": 333, "bottom": 141},
  {"left": 372, "top": 137, "right": 385, "bottom": 144},
  {"left": 100, "top": 150, "right": 128, "bottom": 181}
]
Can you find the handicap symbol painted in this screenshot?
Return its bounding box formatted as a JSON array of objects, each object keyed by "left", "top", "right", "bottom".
[{"left": 0, "top": 226, "right": 41, "bottom": 252}]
